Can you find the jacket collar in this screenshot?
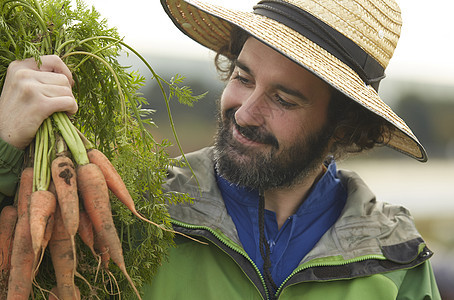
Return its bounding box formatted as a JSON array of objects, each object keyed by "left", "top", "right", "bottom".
[
  {"left": 164, "top": 147, "right": 424, "bottom": 263},
  {"left": 164, "top": 147, "right": 241, "bottom": 245}
]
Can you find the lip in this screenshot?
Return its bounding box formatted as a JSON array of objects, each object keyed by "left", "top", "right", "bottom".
[{"left": 232, "top": 125, "right": 264, "bottom": 146}]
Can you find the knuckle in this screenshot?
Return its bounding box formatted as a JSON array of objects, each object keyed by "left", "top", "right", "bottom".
[
  {"left": 58, "top": 83, "right": 74, "bottom": 97},
  {"left": 12, "top": 68, "right": 33, "bottom": 81},
  {"left": 43, "top": 54, "right": 65, "bottom": 68},
  {"left": 6, "top": 60, "right": 26, "bottom": 76},
  {"left": 7, "top": 60, "right": 19, "bottom": 72},
  {"left": 42, "top": 54, "right": 59, "bottom": 62},
  {"left": 19, "top": 81, "right": 38, "bottom": 100},
  {"left": 61, "top": 74, "right": 74, "bottom": 87}
]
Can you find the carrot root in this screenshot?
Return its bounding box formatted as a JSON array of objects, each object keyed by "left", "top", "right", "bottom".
[
  {"left": 29, "top": 190, "right": 57, "bottom": 260},
  {"left": 51, "top": 156, "right": 79, "bottom": 236},
  {"left": 0, "top": 205, "right": 18, "bottom": 298},
  {"left": 87, "top": 149, "right": 207, "bottom": 245},
  {"left": 78, "top": 210, "right": 96, "bottom": 257},
  {"left": 0, "top": 206, "right": 18, "bottom": 272},
  {"left": 7, "top": 168, "right": 34, "bottom": 300},
  {"left": 49, "top": 206, "right": 78, "bottom": 300},
  {"left": 48, "top": 285, "right": 80, "bottom": 300},
  {"left": 77, "top": 162, "right": 142, "bottom": 300}
]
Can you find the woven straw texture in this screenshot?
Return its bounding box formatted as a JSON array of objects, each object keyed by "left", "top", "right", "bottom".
[
  {"left": 163, "top": 0, "right": 426, "bottom": 162},
  {"left": 292, "top": 0, "right": 402, "bottom": 68}
]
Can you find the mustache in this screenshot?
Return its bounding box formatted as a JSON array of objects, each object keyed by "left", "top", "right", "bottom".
[{"left": 226, "top": 109, "right": 279, "bottom": 149}]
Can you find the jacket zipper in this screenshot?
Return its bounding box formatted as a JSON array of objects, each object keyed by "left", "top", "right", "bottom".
[
  {"left": 171, "top": 219, "right": 270, "bottom": 300},
  {"left": 276, "top": 241, "right": 429, "bottom": 296},
  {"left": 275, "top": 254, "right": 386, "bottom": 296},
  {"left": 172, "top": 219, "right": 426, "bottom": 299}
]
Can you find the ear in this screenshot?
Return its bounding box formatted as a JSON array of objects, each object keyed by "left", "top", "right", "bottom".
[{"left": 325, "top": 128, "right": 347, "bottom": 160}]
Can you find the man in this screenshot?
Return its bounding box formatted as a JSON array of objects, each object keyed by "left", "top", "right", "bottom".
[{"left": 0, "top": 0, "right": 441, "bottom": 299}]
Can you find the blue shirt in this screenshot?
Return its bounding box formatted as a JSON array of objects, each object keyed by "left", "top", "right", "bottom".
[{"left": 216, "top": 160, "right": 347, "bottom": 288}]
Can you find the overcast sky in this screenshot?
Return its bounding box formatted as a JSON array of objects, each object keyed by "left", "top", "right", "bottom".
[{"left": 80, "top": 0, "right": 454, "bottom": 86}]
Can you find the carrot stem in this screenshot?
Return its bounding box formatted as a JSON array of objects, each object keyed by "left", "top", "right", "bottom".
[
  {"left": 59, "top": 35, "right": 201, "bottom": 189},
  {"left": 52, "top": 112, "right": 89, "bottom": 166},
  {"left": 34, "top": 119, "right": 51, "bottom": 192},
  {"left": 62, "top": 51, "right": 127, "bottom": 128},
  {"left": 47, "top": 117, "right": 56, "bottom": 162},
  {"left": 76, "top": 127, "right": 93, "bottom": 150}
]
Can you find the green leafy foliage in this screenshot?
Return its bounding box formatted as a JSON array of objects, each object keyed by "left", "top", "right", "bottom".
[
  {"left": 0, "top": 0, "right": 203, "bottom": 298},
  {"left": 169, "top": 74, "right": 207, "bottom": 107}
]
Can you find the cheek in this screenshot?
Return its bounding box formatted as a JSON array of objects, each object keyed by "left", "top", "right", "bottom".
[
  {"left": 220, "top": 80, "right": 248, "bottom": 113},
  {"left": 273, "top": 117, "right": 302, "bottom": 144},
  {"left": 272, "top": 110, "right": 327, "bottom": 146}
]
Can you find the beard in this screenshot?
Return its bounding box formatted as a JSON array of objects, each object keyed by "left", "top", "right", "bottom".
[{"left": 213, "top": 107, "right": 334, "bottom": 191}]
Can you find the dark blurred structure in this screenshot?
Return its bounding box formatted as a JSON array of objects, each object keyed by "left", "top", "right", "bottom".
[{"left": 390, "top": 81, "right": 454, "bottom": 160}]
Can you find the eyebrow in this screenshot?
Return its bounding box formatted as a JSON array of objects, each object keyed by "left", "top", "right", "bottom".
[
  {"left": 235, "top": 59, "right": 309, "bottom": 103},
  {"left": 235, "top": 60, "right": 252, "bottom": 75},
  {"left": 273, "top": 83, "right": 309, "bottom": 102}
]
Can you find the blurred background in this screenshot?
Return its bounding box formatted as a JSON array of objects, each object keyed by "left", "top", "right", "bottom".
[{"left": 81, "top": 0, "right": 454, "bottom": 297}]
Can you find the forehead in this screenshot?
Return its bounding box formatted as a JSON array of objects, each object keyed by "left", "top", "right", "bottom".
[
  {"left": 238, "top": 37, "right": 297, "bottom": 70},
  {"left": 237, "top": 37, "right": 332, "bottom": 99}
]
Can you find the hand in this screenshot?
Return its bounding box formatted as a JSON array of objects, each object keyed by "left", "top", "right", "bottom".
[{"left": 0, "top": 55, "right": 78, "bottom": 149}]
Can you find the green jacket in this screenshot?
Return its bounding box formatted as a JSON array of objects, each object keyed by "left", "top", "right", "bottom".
[
  {"left": 143, "top": 147, "right": 441, "bottom": 300},
  {"left": 0, "top": 141, "right": 440, "bottom": 299},
  {"left": 0, "top": 139, "right": 24, "bottom": 209}
]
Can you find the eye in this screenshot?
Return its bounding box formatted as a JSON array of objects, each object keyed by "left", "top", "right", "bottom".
[
  {"left": 273, "top": 94, "right": 297, "bottom": 109},
  {"left": 233, "top": 74, "right": 250, "bottom": 85}
]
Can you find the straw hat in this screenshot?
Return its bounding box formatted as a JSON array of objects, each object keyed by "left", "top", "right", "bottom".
[{"left": 161, "top": 0, "right": 427, "bottom": 162}]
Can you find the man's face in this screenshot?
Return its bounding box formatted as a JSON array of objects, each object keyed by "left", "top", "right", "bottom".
[{"left": 214, "top": 37, "right": 334, "bottom": 190}]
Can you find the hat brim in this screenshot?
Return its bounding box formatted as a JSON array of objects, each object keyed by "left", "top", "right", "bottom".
[{"left": 161, "top": 0, "right": 427, "bottom": 162}]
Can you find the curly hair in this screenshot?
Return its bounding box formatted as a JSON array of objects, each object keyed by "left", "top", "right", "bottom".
[{"left": 214, "top": 27, "right": 394, "bottom": 159}]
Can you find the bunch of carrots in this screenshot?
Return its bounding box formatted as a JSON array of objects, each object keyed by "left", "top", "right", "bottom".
[
  {"left": 0, "top": 0, "right": 203, "bottom": 298},
  {"left": 2, "top": 113, "right": 156, "bottom": 299}
]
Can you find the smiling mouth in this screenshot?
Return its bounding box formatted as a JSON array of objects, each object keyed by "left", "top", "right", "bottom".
[
  {"left": 231, "top": 120, "right": 279, "bottom": 149},
  {"left": 233, "top": 125, "right": 262, "bottom": 146}
]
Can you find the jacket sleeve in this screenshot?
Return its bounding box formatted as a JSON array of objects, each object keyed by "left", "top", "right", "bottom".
[
  {"left": 397, "top": 260, "right": 441, "bottom": 300},
  {"left": 0, "top": 137, "right": 24, "bottom": 207}
]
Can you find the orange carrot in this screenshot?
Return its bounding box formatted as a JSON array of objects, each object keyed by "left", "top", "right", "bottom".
[
  {"left": 88, "top": 148, "right": 206, "bottom": 245},
  {"left": 94, "top": 234, "right": 110, "bottom": 270},
  {"left": 88, "top": 149, "right": 165, "bottom": 225},
  {"left": 16, "top": 168, "right": 33, "bottom": 217},
  {"left": 48, "top": 205, "right": 78, "bottom": 300},
  {"left": 42, "top": 212, "right": 55, "bottom": 253},
  {"left": 48, "top": 180, "right": 57, "bottom": 197},
  {"left": 48, "top": 284, "right": 80, "bottom": 300},
  {"left": 48, "top": 287, "right": 57, "bottom": 300},
  {"left": 77, "top": 163, "right": 121, "bottom": 263},
  {"left": 78, "top": 210, "right": 96, "bottom": 257},
  {"left": 7, "top": 167, "right": 34, "bottom": 300},
  {"left": 42, "top": 182, "right": 56, "bottom": 258},
  {"left": 77, "top": 163, "right": 142, "bottom": 300},
  {"left": 51, "top": 156, "right": 79, "bottom": 236},
  {"left": 0, "top": 205, "right": 18, "bottom": 297},
  {"left": 29, "top": 190, "right": 57, "bottom": 259},
  {"left": 87, "top": 149, "right": 143, "bottom": 217},
  {"left": 0, "top": 206, "right": 18, "bottom": 273},
  {"left": 48, "top": 286, "right": 58, "bottom": 300}
]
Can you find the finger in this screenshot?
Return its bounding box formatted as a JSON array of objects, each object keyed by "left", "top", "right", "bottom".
[
  {"left": 14, "top": 55, "right": 74, "bottom": 86},
  {"left": 42, "top": 95, "right": 79, "bottom": 116},
  {"left": 36, "top": 71, "right": 74, "bottom": 88},
  {"left": 41, "top": 85, "right": 73, "bottom": 98},
  {"left": 7, "top": 69, "right": 75, "bottom": 105},
  {"left": 35, "top": 78, "right": 78, "bottom": 115},
  {"left": 38, "top": 55, "right": 73, "bottom": 84}
]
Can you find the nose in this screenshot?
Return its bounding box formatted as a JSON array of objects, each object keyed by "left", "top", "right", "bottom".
[{"left": 234, "top": 90, "right": 269, "bottom": 128}]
